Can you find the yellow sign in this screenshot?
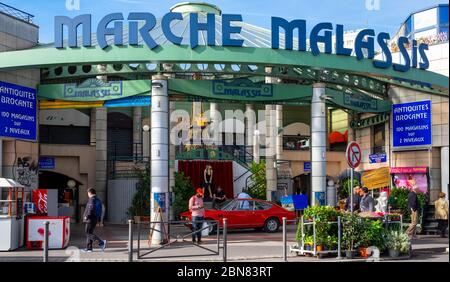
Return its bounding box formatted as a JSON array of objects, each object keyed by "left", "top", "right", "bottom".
[
  {"left": 40, "top": 100, "right": 104, "bottom": 109},
  {"left": 362, "top": 166, "right": 390, "bottom": 190}
]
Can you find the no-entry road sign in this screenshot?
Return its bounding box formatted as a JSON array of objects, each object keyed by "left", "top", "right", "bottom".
[{"left": 346, "top": 141, "right": 362, "bottom": 168}]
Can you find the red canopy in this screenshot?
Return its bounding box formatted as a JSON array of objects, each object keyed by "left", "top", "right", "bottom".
[{"left": 329, "top": 131, "right": 346, "bottom": 144}]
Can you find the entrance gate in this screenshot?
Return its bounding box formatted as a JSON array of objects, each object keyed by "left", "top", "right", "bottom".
[{"left": 0, "top": 2, "right": 448, "bottom": 245}]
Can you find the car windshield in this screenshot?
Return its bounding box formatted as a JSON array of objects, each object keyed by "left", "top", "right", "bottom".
[{"left": 220, "top": 199, "right": 255, "bottom": 211}]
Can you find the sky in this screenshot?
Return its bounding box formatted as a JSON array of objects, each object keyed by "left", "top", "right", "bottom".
[{"left": 2, "top": 0, "right": 447, "bottom": 44}]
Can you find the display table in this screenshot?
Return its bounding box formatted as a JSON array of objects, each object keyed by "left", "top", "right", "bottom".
[{"left": 26, "top": 216, "right": 70, "bottom": 249}]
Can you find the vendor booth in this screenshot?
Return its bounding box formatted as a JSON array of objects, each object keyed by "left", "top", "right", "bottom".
[{"left": 0, "top": 178, "right": 30, "bottom": 251}]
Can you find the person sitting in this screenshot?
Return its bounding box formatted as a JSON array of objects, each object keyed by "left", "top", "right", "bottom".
[{"left": 213, "top": 186, "right": 227, "bottom": 209}]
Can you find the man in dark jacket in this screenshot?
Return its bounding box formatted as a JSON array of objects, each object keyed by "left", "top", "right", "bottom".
[
  {"left": 345, "top": 186, "right": 361, "bottom": 212},
  {"left": 82, "top": 188, "right": 107, "bottom": 252},
  {"left": 406, "top": 187, "right": 420, "bottom": 238},
  {"left": 359, "top": 187, "right": 375, "bottom": 212}
]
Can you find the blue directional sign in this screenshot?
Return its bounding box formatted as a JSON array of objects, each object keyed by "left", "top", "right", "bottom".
[
  {"left": 39, "top": 157, "right": 55, "bottom": 169},
  {"left": 392, "top": 100, "right": 432, "bottom": 148},
  {"left": 0, "top": 81, "right": 37, "bottom": 141},
  {"left": 369, "top": 153, "right": 387, "bottom": 164},
  {"left": 304, "top": 162, "right": 311, "bottom": 172}
]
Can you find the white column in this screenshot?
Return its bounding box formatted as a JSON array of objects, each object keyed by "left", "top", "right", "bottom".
[
  {"left": 133, "top": 107, "right": 142, "bottom": 157},
  {"left": 142, "top": 125, "right": 150, "bottom": 158},
  {"left": 95, "top": 107, "right": 107, "bottom": 203},
  {"left": 442, "top": 147, "right": 449, "bottom": 200},
  {"left": 150, "top": 75, "right": 169, "bottom": 244},
  {"left": 192, "top": 102, "right": 202, "bottom": 145},
  {"left": 210, "top": 102, "right": 221, "bottom": 145},
  {"left": 265, "top": 104, "right": 277, "bottom": 201},
  {"left": 347, "top": 111, "right": 355, "bottom": 143},
  {"left": 311, "top": 83, "right": 327, "bottom": 206},
  {"left": 169, "top": 101, "right": 176, "bottom": 220},
  {"left": 245, "top": 104, "right": 255, "bottom": 157},
  {"left": 276, "top": 105, "right": 283, "bottom": 160}
]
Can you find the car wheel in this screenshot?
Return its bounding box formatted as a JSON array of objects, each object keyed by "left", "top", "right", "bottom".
[{"left": 263, "top": 217, "right": 280, "bottom": 233}]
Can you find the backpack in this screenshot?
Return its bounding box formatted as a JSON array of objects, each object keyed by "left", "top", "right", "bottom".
[{"left": 94, "top": 197, "right": 103, "bottom": 220}]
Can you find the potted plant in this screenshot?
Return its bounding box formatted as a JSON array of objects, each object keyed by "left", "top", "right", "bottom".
[
  {"left": 304, "top": 235, "right": 314, "bottom": 251},
  {"left": 384, "top": 230, "right": 411, "bottom": 257},
  {"left": 342, "top": 213, "right": 362, "bottom": 259}
]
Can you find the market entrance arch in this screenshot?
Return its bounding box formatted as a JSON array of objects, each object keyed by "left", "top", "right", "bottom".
[{"left": 0, "top": 2, "right": 448, "bottom": 241}]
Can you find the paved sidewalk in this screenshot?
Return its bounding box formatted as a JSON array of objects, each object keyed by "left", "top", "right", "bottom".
[{"left": 0, "top": 224, "right": 448, "bottom": 262}]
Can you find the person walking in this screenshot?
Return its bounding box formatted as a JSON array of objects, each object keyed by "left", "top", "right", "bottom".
[
  {"left": 359, "top": 187, "right": 375, "bottom": 212},
  {"left": 406, "top": 187, "right": 420, "bottom": 239},
  {"left": 189, "top": 188, "right": 205, "bottom": 244},
  {"left": 435, "top": 192, "right": 449, "bottom": 238},
  {"left": 345, "top": 186, "right": 361, "bottom": 212},
  {"left": 82, "top": 188, "right": 107, "bottom": 252}
]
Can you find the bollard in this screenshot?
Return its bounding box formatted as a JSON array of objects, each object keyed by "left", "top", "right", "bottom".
[
  {"left": 128, "top": 220, "right": 133, "bottom": 262},
  {"left": 137, "top": 221, "right": 141, "bottom": 259},
  {"left": 282, "top": 217, "right": 287, "bottom": 262},
  {"left": 337, "top": 216, "right": 342, "bottom": 260},
  {"left": 43, "top": 221, "right": 49, "bottom": 262},
  {"left": 223, "top": 218, "right": 228, "bottom": 262}
]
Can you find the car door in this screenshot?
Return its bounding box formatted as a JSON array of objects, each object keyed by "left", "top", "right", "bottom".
[{"left": 252, "top": 201, "right": 273, "bottom": 227}]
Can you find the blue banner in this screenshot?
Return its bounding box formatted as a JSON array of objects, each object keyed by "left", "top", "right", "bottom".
[
  {"left": 369, "top": 153, "right": 387, "bottom": 164},
  {"left": 292, "top": 194, "right": 308, "bottom": 210},
  {"left": 0, "top": 81, "right": 37, "bottom": 141},
  {"left": 104, "top": 95, "right": 151, "bottom": 107},
  {"left": 392, "top": 100, "right": 432, "bottom": 148},
  {"left": 39, "top": 157, "right": 55, "bottom": 169}
]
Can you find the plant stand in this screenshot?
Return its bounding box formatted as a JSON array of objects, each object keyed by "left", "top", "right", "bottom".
[{"left": 290, "top": 216, "right": 341, "bottom": 259}]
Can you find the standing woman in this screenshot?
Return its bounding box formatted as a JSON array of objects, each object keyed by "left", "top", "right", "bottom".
[
  {"left": 435, "top": 192, "right": 449, "bottom": 238},
  {"left": 203, "top": 165, "right": 213, "bottom": 199}
]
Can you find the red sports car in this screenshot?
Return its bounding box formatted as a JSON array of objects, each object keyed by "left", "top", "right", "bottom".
[{"left": 180, "top": 198, "right": 296, "bottom": 233}]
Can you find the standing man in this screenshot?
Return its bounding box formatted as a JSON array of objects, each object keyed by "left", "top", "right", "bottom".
[
  {"left": 406, "top": 187, "right": 420, "bottom": 239},
  {"left": 359, "top": 187, "right": 375, "bottom": 212},
  {"left": 189, "top": 188, "right": 205, "bottom": 244},
  {"left": 82, "top": 188, "right": 107, "bottom": 252},
  {"left": 345, "top": 186, "right": 361, "bottom": 212}
]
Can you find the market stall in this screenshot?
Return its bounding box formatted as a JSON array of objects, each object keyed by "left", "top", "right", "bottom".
[{"left": 0, "top": 178, "right": 30, "bottom": 251}]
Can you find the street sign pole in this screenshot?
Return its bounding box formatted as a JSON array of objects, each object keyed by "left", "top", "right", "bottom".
[{"left": 350, "top": 168, "right": 353, "bottom": 213}]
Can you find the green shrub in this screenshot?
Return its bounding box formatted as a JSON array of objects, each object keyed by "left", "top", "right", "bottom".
[
  {"left": 338, "top": 178, "right": 360, "bottom": 200},
  {"left": 384, "top": 230, "right": 411, "bottom": 253},
  {"left": 128, "top": 164, "right": 151, "bottom": 218},
  {"left": 172, "top": 172, "right": 194, "bottom": 219}
]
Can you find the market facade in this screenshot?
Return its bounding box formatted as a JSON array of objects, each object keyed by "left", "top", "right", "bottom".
[{"left": 0, "top": 1, "right": 448, "bottom": 236}]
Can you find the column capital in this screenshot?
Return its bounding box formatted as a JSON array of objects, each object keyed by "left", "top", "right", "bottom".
[
  {"left": 152, "top": 74, "right": 168, "bottom": 81},
  {"left": 313, "top": 82, "right": 326, "bottom": 88}
]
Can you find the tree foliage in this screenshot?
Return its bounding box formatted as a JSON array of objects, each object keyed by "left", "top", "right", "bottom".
[
  {"left": 246, "top": 161, "right": 267, "bottom": 200},
  {"left": 172, "top": 172, "right": 194, "bottom": 219},
  {"left": 128, "top": 164, "right": 151, "bottom": 217}
]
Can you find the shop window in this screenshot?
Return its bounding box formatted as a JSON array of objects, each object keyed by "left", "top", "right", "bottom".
[
  {"left": 283, "top": 135, "right": 310, "bottom": 151},
  {"left": 39, "top": 125, "right": 90, "bottom": 145},
  {"left": 372, "top": 123, "right": 385, "bottom": 154}
]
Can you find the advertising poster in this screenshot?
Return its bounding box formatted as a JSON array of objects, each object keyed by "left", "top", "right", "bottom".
[
  {"left": 32, "top": 189, "right": 48, "bottom": 215},
  {"left": 392, "top": 100, "right": 432, "bottom": 148},
  {"left": 154, "top": 192, "right": 166, "bottom": 213},
  {"left": 392, "top": 173, "right": 428, "bottom": 194},
  {"left": 280, "top": 195, "right": 294, "bottom": 211}
]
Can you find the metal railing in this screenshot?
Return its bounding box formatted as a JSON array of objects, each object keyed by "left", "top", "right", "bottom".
[
  {"left": 0, "top": 2, "right": 34, "bottom": 23},
  {"left": 133, "top": 218, "right": 228, "bottom": 261}
]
